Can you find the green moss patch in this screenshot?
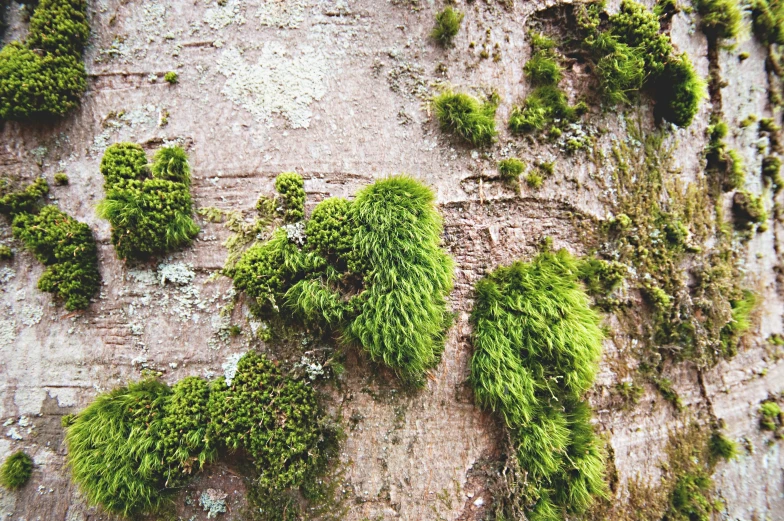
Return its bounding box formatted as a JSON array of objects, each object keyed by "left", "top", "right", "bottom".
[
  {"left": 693, "top": 0, "right": 743, "bottom": 40},
  {"left": 0, "top": 0, "right": 89, "bottom": 120},
  {"left": 0, "top": 178, "right": 99, "bottom": 310},
  {"left": 230, "top": 174, "right": 454, "bottom": 385},
  {"left": 433, "top": 90, "right": 497, "bottom": 147},
  {"left": 705, "top": 121, "right": 746, "bottom": 191},
  {"left": 97, "top": 143, "right": 199, "bottom": 260},
  {"left": 65, "top": 352, "right": 338, "bottom": 518},
  {"left": 470, "top": 249, "right": 606, "bottom": 521},
  {"left": 431, "top": 6, "right": 464, "bottom": 47},
  {"left": 0, "top": 451, "right": 32, "bottom": 490},
  {"left": 751, "top": 0, "right": 784, "bottom": 45}
]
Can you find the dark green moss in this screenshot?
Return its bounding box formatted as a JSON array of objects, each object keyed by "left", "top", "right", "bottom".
[
  {"left": 732, "top": 190, "right": 768, "bottom": 231},
  {"left": 0, "top": 177, "right": 49, "bottom": 215},
  {"left": 498, "top": 158, "right": 525, "bottom": 186},
  {"left": 0, "top": 245, "right": 12, "bottom": 260},
  {"left": 693, "top": 0, "right": 743, "bottom": 40},
  {"left": 524, "top": 51, "right": 563, "bottom": 86},
  {"left": 470, "top": 250, "right": 606, "bottom": 521},
  {"left": 0, "top": 0, "right": 88, "bottom": 120},
  {"left": 751, "top": 0, "right": 784, "bottom": 45},
  {"left": 0, "top": 451, "right": 32, "bottom": 490},
  {"left": 762, "top": 155, "right": 782, "bottom": 193},
  {"left": 433, "top": 91, "right": 497, "bottom": 147},
  {"left": 509, "top": 85, "right": 584, "bottom": 134},
  {"left": 706, "top": 121, "right": 745, "bottom": 191},
  {"left": 708, "top": 430, "right": 738, "bottom": 463},
  {"left": 53, "top": 172, "right": 69, "bottom": 185},
  {"left": 431, "top": 6, "right": 464, "bottom": 47},
  {"left": 275, "top": 172, "right": 306, "bottom": 222},
  {"left": 97, "top": 143, "right": 199, "bottom": 260}
]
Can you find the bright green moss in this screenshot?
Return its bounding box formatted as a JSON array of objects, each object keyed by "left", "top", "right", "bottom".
[
  {"left": 526, "top": 171, "right": 544, "bottom": 188},
  {"left": 230, "top": 176, "right": 454, "bottom": 384},
  {"left": 65, "top": 379, "right": 174, "bottom": 516},
  {"left": 470, "top": 250, "right": 606, "bottom": 520},
  {"left": 751, "top": 0, "right": 784, "bottom": 45},
  {"left": 208, "top": 352, "right": 332, "bottom": 495},
  {"left": 652, "top": 54, "right": 705, "bottom": 128},
  {"left": 0, "top": 451, "right": 32, "bottom": 489},
  {"left": 759, "top": 400, "right": 782, "bottom": 430},
  {"left": 693, "top": 0, "right": 743, "bottom": 40},
  {"left": 524, "top": 51, "right": 563, "bottom": 86},
  {"left": 665, "top": 471, "right": 713, "bottom": 521},
  {"left": 433, "top": 91, "right": 497, "bottom": 147},
  {"left": 762, "top": 155, "right": 783, "bottom": 192},
  {"left": 164, "top": 71, "right": 178, "bottom": 84},
  {"left": 509, "top": 85, "right": 584, "bottom": 134},
  {"left": 97, "top": 143, "right": 199, "bottom": 260},
  {"left": 431, "top": 6, "right": 464, "bottom": 47},
  {"left": 0, "top": 178, "right": 99, "bottom": 310},
  {"left": 594, "top": 38, "right": 646, "bottom": 105},
  {"left": 708, "top": 431, "right": 738, "bottom": 463},
  {"left": 54, "top": 172, "right": 69, "bottom": 185},
  {"left": 275, "top": 172, "right": 305, "bottom": 222},
  {"left": 498, "top": 158, "right": 525, "bottom": 185},
  {"left": 0, "top": 245, "right": 11, "bottom": 260},
  {"left": 0, "top": 0, "right": 88, "bottom": 120},
  {"left": 732, "top": 190, "right": 767, "bottom": 231},
  {"left": 12, "top": 205, "right": 100, "bottom": 310}
]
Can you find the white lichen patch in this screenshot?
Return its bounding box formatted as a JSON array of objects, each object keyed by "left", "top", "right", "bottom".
[
  {"left": 199, "top": 488, "right": 228, "bottom": 518},
  {"left": 256, "top": 0, "right": 306, "bottom": 28},
  {"left": 216, "top": 43, "right": 330, "bottom": 128},
  {"left": 20, "top": 304, "right": 44, "bottom": 327},
  {"left": 0, "top": 319, "right": 16, "bottom": 347},
  {"left": 0, "top": 267, "right": 15, "bottom": 285},
  {"left": 158, "top": 262, "right": 196, "bottom": 286},
  {"left": 204, "top": 0, "right": 246, "bottom": 30},
  {"left": 221, "top": 352, "right": 245, "bottom": 386}
]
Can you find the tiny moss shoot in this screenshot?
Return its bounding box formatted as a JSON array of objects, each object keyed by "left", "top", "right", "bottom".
[
  {"left": 431, "top": 6, "right": 464, "bottom": 47},
  {"left": 0, "top": 0, "right": 89, "bottom": 120},
  {"left": 0, "top": 178, "right": 100, "bottom": 310},
  {"left": 164, "top": 71, "right": 178, "bottom": 84},
  {"left": 97, "top": 143, "right": 199, "bottom": 260},
  {"left": 433, "top": 90, "right": 497, "bottom": 147},
  {"left": 470, "top": 249, "right": 606, "bottom": 520},
  {"left": 0, "top": 451, "right": 32, "bottom": 489},
  {"left": 53, "top": 172, "right": 69, "bottom": 185}
]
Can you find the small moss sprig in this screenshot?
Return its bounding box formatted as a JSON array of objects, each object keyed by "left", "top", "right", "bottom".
[
  {"left": 431, "top": 6, "right": 464, "bottom": 47},
  {"left": 164, "top": 71, "right": 178, "bottom": 84},
  {"left": 0, "top": 451, "right": 33, "bottom": 489},
  {"left": 433, "top": 90, "right": 497, "bottom": 147},
  {"left": 97, "top": 143, "right": 199, "bottom": 260}
]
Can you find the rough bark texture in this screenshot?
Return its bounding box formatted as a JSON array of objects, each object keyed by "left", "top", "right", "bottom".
[{"left": 0, "top": 0, "right": 783, "bottom": 520}]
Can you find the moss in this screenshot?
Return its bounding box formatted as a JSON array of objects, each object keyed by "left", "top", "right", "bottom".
[
  {"left": 740, "top": 114, "right": 757, "bottom": 127},
  {"left": 665, "top": 471, "right": 713, "bottom": 521},
  {"left": 433, "top": 91, "right": 497, "bottom": 147},
  {"left": 470, "top": 250, "right": 606, "bottom": 520},
  {"left": 275, "top": 172, "right": 306, "bottom": 222},
  {"left": 498, "top": 158, "right": 525, "bottom": 185},
  {"left": 230, "top": 176, "right": 454, "bottom": 385},
  {"left": 732, "top": 190, "right": 767, "bottom": 231},
  {"left": 509, "top": 85, "right": 583, "bottom": 134},
  {"left": 0, "top": 177, "right": 49, "bottom": 215},
  {"left": 97, "top": 143, "right": 199, "bottom": 260},
  {"left": 693, "top": 0, "right": 743, "bottom": 40},
  {"left": 524, "top": 51, "right": 563, "bottom": 86},
  {"left": 705, "top": 121, "right": 745, "bottom": 191},
  {"left": 53, "top": 172, "right": 69, "bottom": 185},
  {"left": 708, "top": 430, "right": 738, "bottom": 463},
  {"left": 615, "top": 381, "right": 644, "bottom": 405},
  {"left": 164, "top": 71, "right": 178, "bottom": 84},
  {"left": 0, "top": 0, "right": 88, "bottom": 120},
  {"left": 759, "top": 400, "right": 782, "bottom": 431},
  {"left": 762, "top": 155, "right": 783, "bottom": 192},
  {"left": 652, "top": 54, "right": 705, "bottom": 128},
  {"left": 431, "top": 6, "right": 464, "bottom": 47},
  {"left": 0, "top": 245, "right": 11, "bottom": 260},
  {"left": 751, "top": 0, "right": 784, "bottom": 45},
  {"left": 525, "top": 172, "right": 544, "bottom": 189},
  {"left": 0, "top": 451, "right": 32, "bottom": 490}
]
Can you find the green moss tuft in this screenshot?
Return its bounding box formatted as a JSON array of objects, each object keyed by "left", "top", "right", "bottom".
[
  {"left": 275, "top": 172, "right": 306, "bottom": 222},
  {"left": 97, "top": 143, "right": 199, "bottom": 260},
  {"left": 0, "top": 245, "right": 12, "bottom": 260},
  {"left": 751, "top": 0, "right": 784, "bottom": 45},
  {"left": 732, "top": 190, "right": 767, "bottom": 231},
  {"left": 693, "top": 0, "right": 743, "bottom": 40},
  {"left": 524, "top": 51, "right": 563, "bottom": 86},
  {"left": 762, "top": 155, "right": 783, "bottom": 192},
  {"left": 433, "top": 91, "right": 497, "bottom": 147},
  {"left": 498, "top": 158, "right": 525, "bottom": 186},
  {"left": 0, "top": 0, "right": 88, "bottom": 120},
  {"left": 708, "top": 430, "right": 738, "bottom": 463},
  {"left": 0, "top": 451, "right": 32, "bottom": 490},
  {"left": 0, "top": 177, "right": 49, "bottom": 215},
  {"left": 431, "top": 6, "right": 464, "bottom": 47},
  {"left": 509, "top": 85, "right": 583, "bottom": 134},
  {"left": 164, "top": 71, "right": 178, "bottom": 84},
  {"left": 53, "top": 172, "right": 69, "bottom": 185},
  {"left": 759, "top": 400, "right": 782, "bottom": 431},
  {"left": 470, "top": 250, "right": 606, "bottom": 520}
]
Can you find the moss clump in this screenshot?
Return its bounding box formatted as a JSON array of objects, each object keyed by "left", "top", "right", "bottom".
[
  {"left": 470, "top": 249, "right": 606, "bottom": 520},
  {"left": 751, "top": 0, "right": 784, "bottom": 45},
  {"left": 524, "top": 51, "right": 563, "bottom": 86},
  {"left": 693, "top": 0, "right": 743, "bottom": 40},
  {"left": 762, "top": 155, "right": 782, "bottom": 192},
  {"left": 433, "top": 90, "right": 497, "bottom": 147},
  {"left": 759, "top": 400, "right": 782, "bottom": 431},
  {"left": 498, "top": 158, "right": 525, "bottom": 186},
  {"left": 509, "top": 85, "right": 586, "bottom": 134},
  {"left": 0, "top": 179, "right": 99, "bottom": 310},
  {"left": 230, "top": 175, "right": 454, "bottom": 385},
  {"left": 732, "top": 190, "right": 767, "bottom": 231},
  {"left": 0, "top": 245, "right": 11, "bottom": 260},
  {"left": 431, "top": 6, "right": 464, "bottom": 47},
  {"left": 706, "top": 121, "right": 745, "bottom": 191},
  {"left": 526, "top": 171, "right": 544, "bottom": 188},
  {"left": 0, "top": 0, "right": 88, "bottom": 120},
  {"left": 0, "top": 451, "right": 32, "bottom": 489},
  {"left": 571, "top": 0, "right": 705, "bottom": 127},
  {"left": 708, "top": 430, "right": 738, "bottom": 463},
  {"left": 53, "top": 172, "right": 69, "bottom": 185},
  {"left": 97, "top": 143, "right": 199, "bottom": 260},
  {"left": 275, "top": 172, "right": 306, "bottom": 222},
  {"left": 164, "top": 71, "right": 178, "bottom": 84},
  {"left": 208, "top": 352, "right": 333, "bottom": 496}
]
